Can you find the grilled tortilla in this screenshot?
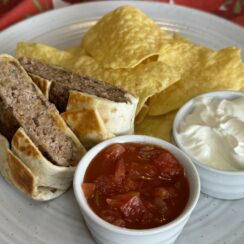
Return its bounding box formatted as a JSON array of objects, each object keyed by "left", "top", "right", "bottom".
[{"left": 0, "top": 54, "right": 86, "bottom": 201}]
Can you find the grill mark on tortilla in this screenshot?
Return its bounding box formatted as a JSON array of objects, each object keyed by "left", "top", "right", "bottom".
[
  {"left": 19, "top": 57, "right": 129, "bottom": 112},
  {"left": 0, "top": 59, "right": 81, "bottom": 167}
]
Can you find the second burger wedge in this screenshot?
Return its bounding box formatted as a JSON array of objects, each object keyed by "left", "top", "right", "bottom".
[{"left": 19, "top": 56, "right": 139, "bottom": 148}]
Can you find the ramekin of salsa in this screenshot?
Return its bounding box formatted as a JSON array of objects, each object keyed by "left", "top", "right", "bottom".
[{"left": 73, "top": 135, "right": 200, "bottom": 244}]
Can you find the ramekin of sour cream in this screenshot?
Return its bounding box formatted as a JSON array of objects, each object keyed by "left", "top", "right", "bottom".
[{"left": 173, "top": 91, "right": 244, "bottom": 200}]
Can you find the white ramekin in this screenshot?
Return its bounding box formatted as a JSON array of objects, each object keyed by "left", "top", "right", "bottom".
[
  {"left": 173, "top": 91, "right": 244, "bottom": 200},
  {"left": 74, "top": 135, "right": 200, "bottom": 244}
]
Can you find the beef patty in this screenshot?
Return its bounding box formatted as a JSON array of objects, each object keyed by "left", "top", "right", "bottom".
[{"left": 0, "top": 58, "right": 81, "bottom": 166}]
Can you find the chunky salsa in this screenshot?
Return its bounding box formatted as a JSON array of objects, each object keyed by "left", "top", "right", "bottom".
[{"left": 82, "top": 143, "right": 189, "bottom": 229}]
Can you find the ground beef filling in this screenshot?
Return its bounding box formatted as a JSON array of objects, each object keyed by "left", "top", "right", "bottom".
[
  {"left": 0, "top": 60, "right": 80, "bottom": 166},
  {"left": 19, "top": 57, "right": 129, "bottom": 112}
]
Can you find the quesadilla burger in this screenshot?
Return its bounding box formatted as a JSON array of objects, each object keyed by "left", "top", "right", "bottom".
[
  {"left": 19, "top": 57, "right": 139, "bottom": 148},
  {"left": 0, "top": 54, "right": 86, "bottom": 201}
]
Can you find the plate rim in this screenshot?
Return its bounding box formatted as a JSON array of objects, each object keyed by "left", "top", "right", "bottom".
[
  {"left": 1, "top": 0, "right": 244, "bottom": 46},
  {"left": 0, "top": 1, "right": 244, "bottom": 244}
]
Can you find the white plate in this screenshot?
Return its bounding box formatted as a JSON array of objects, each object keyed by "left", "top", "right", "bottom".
[{"left": 0, "top": 1, "right": 244, "bottom": 243}]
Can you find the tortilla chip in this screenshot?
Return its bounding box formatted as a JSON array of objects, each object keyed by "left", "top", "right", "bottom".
[
  {"left": 135, "top": 104, "right": 149, "bottom": 124},
  {"left": 158, "top": 39, "right": 212, "bottom": 77},
  {"left": 65, "top": 46, "right": 88, "bottom": 57},
  {"left": 106, "top": 61, "right": 180, "bottom": 113},
  {"left": 81, "top": 6, "right": 170, "bottom": 69},
  {"left": 16, "top": 42, "right": 71, "bottom": 66},
  {"left": 147, "top": 36, "right": 212, "bottom": 115},
  {"left": 135, "top": 110, "right": 177, "bottom": 142},
  {"left": 149, "top": 47, "right": 244, "bottom": 115},
  {"left": 64, "top": 54, "right": 103, "bottom": 78},
  {"left": 172, "top": 33, "right": 192, "bottom": 44},
  {"left": 16, "top": 43, "right": 105, "bottom": 88},
  {"left": 15, "top": 42, "right": 179, "bottom": 114}
]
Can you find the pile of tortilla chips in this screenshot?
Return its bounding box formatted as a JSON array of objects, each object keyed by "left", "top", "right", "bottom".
[{"left": 16, "top": 5, "right": 244, "bottom": 142}]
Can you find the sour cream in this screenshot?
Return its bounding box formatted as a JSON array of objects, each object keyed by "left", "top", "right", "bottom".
[{"left": 178, "top": 96, "right": 244, "bottom": 171}]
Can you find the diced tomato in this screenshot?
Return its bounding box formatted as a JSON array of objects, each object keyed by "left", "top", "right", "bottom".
[
  {"left": 140, "top": 210, "right": 154, "bottom": 225},
  {"left": 82, "top": 183, "right": 96, "bottom": 199},
  {"left": 103, "top": 143, "right": 126, "bottom": 161},
  {"left": 169, "top": 187, "right": 178, "bottom": 197},
  {"left": 124, "top": 177, "right": 139, "bottom": 192},
  {"left": 95, "top": 175, "right": 123, "bottom": 195},
  {"left": 154, "top": 187, "right": 170, "bottom": 199},
  {"left": 100, "top": 209, "right": 126, "bottom": 227},
  {"left": 153, "top": 197, "right": 168, "bottom": 213},
  {"left": 139, "top": 182, "right": 158, "bottom": 198},
  {"left": 154, "top": 152, "right": 183, "bottom": 180},
  {"left": 127, "top": 145, "right": 136, "bottom": 153},
  {"left": 106, "top": 192, "right": 140, "bottom": 209},
  {"left": 101, "top": 209, "right": 125, "bottom": 227},
  {"left": 165, "top": 187, "right": 179, "bottom": 207},
  {"left": 94, "top": 191, "right": 101, "bottom": 207},
  {"left": 141, "top": 202, "right": 166, "bottom": 227},
  {"left": 120, "top": 195, "right": 146, "bottom": 221},
  {"left": 100, "top": 209, "right": 119, "bottom": 219},
  {"left": 154, "top": 187, "right": 179, "bottom": 208},
  {"left": 137, "top": 145, "right": 162, "bottom": 161},
  {"left": 114, "top": 159, "right": 126, "bottom": 183},
  {"left": 112, "top": 218, "right": 126, "bottom": 227},
  {"left": 128, "top": 162, "right": 158, "bottom": 180},
  {"left": 106, "top": 198, "right": 121, "bottom": 208}
]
